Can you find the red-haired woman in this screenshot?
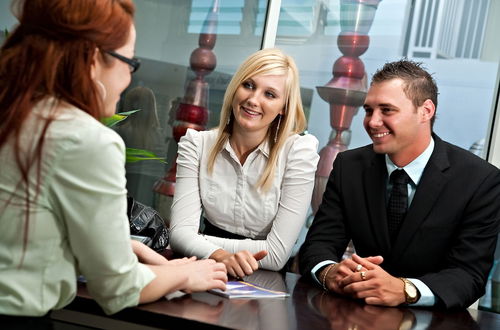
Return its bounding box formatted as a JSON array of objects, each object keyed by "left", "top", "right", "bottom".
[{"left": 0, "top": 0, "right": 226, "bottom": 318}]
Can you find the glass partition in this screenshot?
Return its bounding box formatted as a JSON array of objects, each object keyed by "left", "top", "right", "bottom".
[
  {"left": 276, "top": 0, "right": 499, "bottom": 158},
  {"left": 273, "top": 0, "right": 500, "bottom": 310},
  {"left": 119, "top": 0, "right": 269, "bottom": 213},
  {"left": 1, "top": 0, "right": 498, "bottom": 220},
  {"left": 1, "top": 0, "right": 500, "bottom": 272}
]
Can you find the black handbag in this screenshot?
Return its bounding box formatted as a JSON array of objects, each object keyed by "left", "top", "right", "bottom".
[{"left": 126, "top": 196, "right": 169, "bottom": 252}]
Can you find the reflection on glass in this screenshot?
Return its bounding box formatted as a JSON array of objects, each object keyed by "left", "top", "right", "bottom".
[
  {"left": 311, "top": 0, "right": 381, "bottom": 214},
  {"left": 114, "top": 0, "right": 267, "bottom": 219},
  {"left": 153, "top": 0, "right": 219, "bottom": 198},
  {"left": 189, "top": 0, "right": 244, "bottom": 35},
  {"left": 274, "top": 3, "right": 500, "bottom": 275},
  {"left": 116, "top": 86, "right": 165, "bottom": 206},
  {"left": 275, "top": 0, "right": 499, "bottom": 162}
]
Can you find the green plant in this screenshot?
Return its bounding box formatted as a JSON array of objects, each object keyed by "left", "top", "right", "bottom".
[
  {"left": 102, "top": 110, "right": 166, "bottom": 164},
  {"left": 2, "top": 28, "right": 8, "bottom": 45},
  {"left": 125, "top": 147, "right": 165, "bottom": 164},
  {"left": 101, "top": 109, "right": 140, "bottom": 127}
]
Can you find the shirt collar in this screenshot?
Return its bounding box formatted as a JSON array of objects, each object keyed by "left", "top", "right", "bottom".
[
  {"left": 385, "top": 137, "right": 435, "bottom": 186},
  {"left": 258, "top": 138, "right": 270, "bottom": 158},
  {"left": 223, "top": 136, "right": 270, "bottom": 159}
]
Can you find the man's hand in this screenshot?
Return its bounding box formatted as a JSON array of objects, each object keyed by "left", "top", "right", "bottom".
[
  {"left": 210, "top": 249, "right": 268, "bottom": 278},
  {"left": 339, "top": 254, "right": 406, "bottom": 306},
  {"left": 321, "top": 255, "right": 383, "bottom": 295}
]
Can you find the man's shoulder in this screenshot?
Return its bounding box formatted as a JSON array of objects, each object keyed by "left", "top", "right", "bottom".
[
  {"left": 331, "top": 144, "right": 381, "bottom": 174},
  {"left": 438, "top": 137, "right": 496, "bottom": 170},
  {"left": 339, "top": 144, "right": 376, "bottom": 161},
  {"left": 433, "top": 137, "right": 499, "bottom": 183}
]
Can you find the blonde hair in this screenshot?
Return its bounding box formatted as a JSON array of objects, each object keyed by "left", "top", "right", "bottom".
[{"left": 207, "top": 48, "right": 306, "bottom": 191}]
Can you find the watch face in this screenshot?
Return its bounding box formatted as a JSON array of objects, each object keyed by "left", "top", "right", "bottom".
[
  {"left": 400, "top": 278, "right": 419, "bottom": 304},
  {"left": 407, "top": 283, "right": 417, "bottom": 298}
]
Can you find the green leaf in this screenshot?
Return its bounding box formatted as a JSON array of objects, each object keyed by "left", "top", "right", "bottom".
[
  {"left": 118, "top": 110, "right": 142, "bottom": 116},
  {"left": 101, "top": 109, "right": 166, "bottom": 164},
  {"left": 101, "top": 109, "right": 141, "bottom": 128},
  {"left": 125, "top": 148, "right": 167, "bottom": 164}
]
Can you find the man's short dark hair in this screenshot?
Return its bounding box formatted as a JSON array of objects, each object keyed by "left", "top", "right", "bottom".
[{"left": 371, "top": 59, "right": 438, "bottom": 127}]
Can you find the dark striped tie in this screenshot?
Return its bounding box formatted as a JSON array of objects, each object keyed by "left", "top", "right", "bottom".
[{"left": 387, "top": 169, "right": 411, "bottom": 242}]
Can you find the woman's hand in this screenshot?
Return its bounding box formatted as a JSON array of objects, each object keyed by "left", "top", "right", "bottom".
[
  {"left": 139, "top": 258, "right": 227, "bottom": 303},
  {"left": 210, "top": 249, "right": 268, "bottom": 278},
  {"left": 181, "top": 259, "right": 228, "bottom": 293},
  {"left": 168, "top": 256, "right": 197, "bottom": 265},
  {"left": 130, "top": 239, "right": 169, "bottom": 265}
]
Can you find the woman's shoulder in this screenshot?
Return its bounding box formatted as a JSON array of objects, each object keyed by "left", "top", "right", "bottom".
[
  {"left": 183, "top": 128, "right": 218, "bottom": 141},
  {"left": 284, "top": 132, "right": 319, "bottom": 151},
  {"left": 281, "top": 133, "right": 320, "bottom": 169},
  {"left": 46, "top": 102, "right": 124, "bottom": 154},
  {"left": 180, "top": 128, "right": 219, "bottom": 148}
]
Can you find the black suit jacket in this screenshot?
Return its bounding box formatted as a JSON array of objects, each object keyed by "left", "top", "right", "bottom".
[{"left": 299, "top": 135, "right": 500, "bottom": 309}]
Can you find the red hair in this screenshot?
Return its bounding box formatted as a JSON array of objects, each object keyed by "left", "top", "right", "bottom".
[{"left": 0, "top": 0, "right": 135, "bottom": 265}]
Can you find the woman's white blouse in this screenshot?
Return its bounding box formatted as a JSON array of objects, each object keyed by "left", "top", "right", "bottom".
[{"left": 170, "top": 128, "right": 319, "bottom": 271}]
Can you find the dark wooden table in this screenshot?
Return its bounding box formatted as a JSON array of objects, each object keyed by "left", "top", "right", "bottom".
[{"left": 50, "top": 270, "right": 500, "bottom": 329}]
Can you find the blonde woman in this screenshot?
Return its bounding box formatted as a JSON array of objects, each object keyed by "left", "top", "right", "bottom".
[{"left": 170, "top": 49, "right": 319, "bottom": 278}]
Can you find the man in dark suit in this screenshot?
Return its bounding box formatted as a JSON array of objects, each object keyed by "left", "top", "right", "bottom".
[{"left": 299, "top": 60, "right": 500, "bottom": 309}]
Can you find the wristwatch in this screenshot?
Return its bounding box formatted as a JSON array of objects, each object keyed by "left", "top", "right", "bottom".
[{"left": 400, "top": 278, "right": 420, "bottom": 304}]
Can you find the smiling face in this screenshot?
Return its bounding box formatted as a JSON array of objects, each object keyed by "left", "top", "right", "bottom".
[
  {"left": 93, "top": 24, "right": 136, "bottom": 117},
  {"left": 363, "top": 78, "right": 434, "bottom": 166},
  {"left": 231, "top": 74, "right": 287, "bottom": 139}
]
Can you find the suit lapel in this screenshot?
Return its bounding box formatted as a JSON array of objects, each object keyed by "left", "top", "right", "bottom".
[
  {"left": 363, "top": 153, "right": 391, "bottom": 255},
  {"left": 390, "top": 136, "right": 451, "bottom": 261}
]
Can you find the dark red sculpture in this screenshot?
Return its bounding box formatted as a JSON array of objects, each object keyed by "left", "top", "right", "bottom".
[
  {"left": 154, "top": 0, "right": 219, "bottom": 197},
  {"left": 312, "top": 0, "right": 382, "bottom": 213}
]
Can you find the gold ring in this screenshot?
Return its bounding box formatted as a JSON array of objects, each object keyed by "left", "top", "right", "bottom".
[
  {"left": 360, "top": 271, "right": 367, "bottom": 281},
  {"left": 355, "top": 264, "right": 362, "bottom": 272}
]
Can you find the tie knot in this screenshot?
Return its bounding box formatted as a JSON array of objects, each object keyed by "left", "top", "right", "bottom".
[{"left": 390, "top": 169, "right": 410, "bottom": 185}]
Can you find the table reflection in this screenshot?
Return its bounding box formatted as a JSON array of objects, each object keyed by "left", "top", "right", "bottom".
[
  {"left": 292, "top": 278, "right": 480, "bottom": 330},
  {"left": 143, "top": 270, "right": 291, "bottom": 330},
  {"left": 60, "top": 271, "right": 500, "bottom": 329}
]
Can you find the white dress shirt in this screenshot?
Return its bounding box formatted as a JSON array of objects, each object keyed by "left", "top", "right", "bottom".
[{"left": 170, "top": 128, "right": 319, "bottom": 271}]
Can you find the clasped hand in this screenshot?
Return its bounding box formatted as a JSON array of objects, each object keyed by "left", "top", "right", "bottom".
[{"left": 322, "top": 254, "right": 406, "bottom": 306}]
